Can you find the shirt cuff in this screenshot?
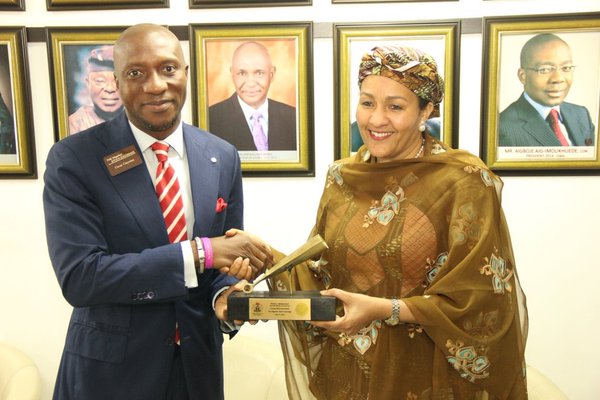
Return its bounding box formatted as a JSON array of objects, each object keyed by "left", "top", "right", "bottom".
[
  {"left": 213, "top": 287, "right": 241, "bottom": 333},
  {"left": 181, "top": 241, "right": 198, "bottom": 288}
]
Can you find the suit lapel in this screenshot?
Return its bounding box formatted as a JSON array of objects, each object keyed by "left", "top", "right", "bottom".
[
  {"left": 97, "top": 114, "right": 169, "bottom": 245},
  {"left": 184, "top": 124, "right": 218, "bottom": 237},
  {"left": 517, "top": 97, "right": 562, "bottom": 146},
  {"left": 561, "top": 103, "right": 586, "bottom": 145}
]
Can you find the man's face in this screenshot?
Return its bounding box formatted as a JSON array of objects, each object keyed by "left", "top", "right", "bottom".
[
  {"left": 86, "top": 70, "right": 122, "bottom": 113},
  {"left": 114, "top": 28, "right": 188, "bottom": 140},
  {"left": 518, "top": 40, "right": 573, "bottom": 107},
  {"left": 230, "top": 44, "right": 274, "bottom": 109}
]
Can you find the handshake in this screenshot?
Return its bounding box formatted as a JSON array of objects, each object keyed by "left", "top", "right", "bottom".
[{"left": 208, "top": 228, "right": 274, "bottom": 282}]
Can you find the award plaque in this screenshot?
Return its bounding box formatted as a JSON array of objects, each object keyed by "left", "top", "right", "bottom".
[
  {"left": 228, "top": 291, "right": 336, "bottom": 321},
  {"left": 227, "top": 235, "right": 336, "bottom": 321}
]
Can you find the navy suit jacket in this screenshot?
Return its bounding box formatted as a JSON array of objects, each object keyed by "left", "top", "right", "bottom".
[
  {"left": 499, "top": 94, "right": 596, "bottom": 146},
  {"left": 43, "top": 113, "right": 242, "bottom": 400},
  {"left": 208, "top": 93, "right": 297, "bottom": 151}
]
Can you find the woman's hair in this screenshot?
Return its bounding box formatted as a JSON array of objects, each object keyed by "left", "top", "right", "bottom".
[{"left": 358, "top": 45, "right": 444, "bottom": 117}]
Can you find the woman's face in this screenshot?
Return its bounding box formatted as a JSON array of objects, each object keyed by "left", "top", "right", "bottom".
[{"left": 356, "top": 75, "right": 432, "bottom": 163}]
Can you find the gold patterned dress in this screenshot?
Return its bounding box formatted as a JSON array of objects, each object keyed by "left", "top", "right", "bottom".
[{"left": 270, "top": 135, "right": 528, "bottom": 400}]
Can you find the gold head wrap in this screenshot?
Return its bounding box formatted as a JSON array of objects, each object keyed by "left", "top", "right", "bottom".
[{"left": 358, "top": 45, "right": 445, "bottom": 117}]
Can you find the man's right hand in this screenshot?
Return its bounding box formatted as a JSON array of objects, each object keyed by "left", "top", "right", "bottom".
[{"left": 210, "top": 230, "right": 273, "bottom": 279}]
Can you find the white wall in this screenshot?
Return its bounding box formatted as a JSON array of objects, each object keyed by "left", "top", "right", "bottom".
[{"left": 1, "top": 0, "right": 599, "bottom": 399}]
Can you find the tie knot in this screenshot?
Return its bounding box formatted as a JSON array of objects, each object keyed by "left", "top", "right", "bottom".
[
  {"left": 252, "top": 111, "right": 263, "bottom": 121},
  {"left": 549, "top": 109, "right": 560, "bottom": 121},
  {"left": 151, "top": 141, "right": 169, "bottom": 163}
]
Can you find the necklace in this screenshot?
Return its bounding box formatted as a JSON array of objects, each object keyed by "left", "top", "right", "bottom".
[{"left": 414, "top": 136, "right": 425, "bottom": 158}]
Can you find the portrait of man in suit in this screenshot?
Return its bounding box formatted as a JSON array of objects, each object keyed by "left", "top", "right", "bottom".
[
  {"left": 499, "top": 33, "right": 596, "bottom": 147},
  {"left": 208, "top": 40, "right": 297, "bottom": 153},
  {"left": 67, "top": 45, "right": 124, "bottom": 135}
]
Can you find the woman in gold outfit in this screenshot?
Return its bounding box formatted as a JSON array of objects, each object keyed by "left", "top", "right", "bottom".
[{"left": 270, "top": 46, "right": 529, "bottom": 400}]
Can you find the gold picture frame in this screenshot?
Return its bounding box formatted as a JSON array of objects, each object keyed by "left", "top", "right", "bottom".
[
  {"left": 0, "top": 0, "right": 24, "bottom": 10},
  {"left": 190, "top": 22, "right": 314, "bottom": 177},
  {"left": 46, "top": 0, "right": 167, "bottom": 10},
  {"left": 189, "top": 0, "right": 310, "bottom": 9},
  {"left": 0, "top": 27, "right": 35, "bottom": 178},
  {"left": 47, "top": 27, "right": 127, "bottom": 141},
  {"left": 481, "top": 12, "right": 600, "bottom": 174},
  {"left": 334, "top": 21, "right": 460, "bottom": 159}
]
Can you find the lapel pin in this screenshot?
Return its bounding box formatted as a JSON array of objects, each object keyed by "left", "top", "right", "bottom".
[{"left": 210, "top": 157, "right": 217, "bottom": 163}]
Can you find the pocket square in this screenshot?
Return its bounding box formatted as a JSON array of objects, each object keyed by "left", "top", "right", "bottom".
[{"left": 215, "top": 197, "right": 228, "bottom": 213}]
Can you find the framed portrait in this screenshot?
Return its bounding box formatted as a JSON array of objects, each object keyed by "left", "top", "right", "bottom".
[
  {"left": 0, "top": 0, "right": 24, "bottom": 10},
  {"left": 481, "top": 13, "right": 600, "bottom": 173},
  {"left": 190, "top": 22, "right": 314, "bottom": 177},
  {"left": 189, "top": 0, "right": 310, "bottom": 9},
  {"left": 46, "top": 0, "right": 167, "bottom": 10},
  {"left": 47, "top": 27, "right": 127, "bottom": 141},
  {"left": 334, "top": 21, "right": 460, "bottom": 160},
  {"left": 0, "top": 27, "right": 35, "bottom": 178}
]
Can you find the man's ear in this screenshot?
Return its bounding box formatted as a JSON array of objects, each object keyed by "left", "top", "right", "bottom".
[
  {"left": 270, "top": 66, "right": 276, "bottom": 80},
  {"left": 517, "top": 68, "right": 526, "bottom": 85}
]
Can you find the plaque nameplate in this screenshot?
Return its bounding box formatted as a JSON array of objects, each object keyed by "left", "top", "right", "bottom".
[{"left": 228, "top": 291, "right": 336, "bottom": 321}]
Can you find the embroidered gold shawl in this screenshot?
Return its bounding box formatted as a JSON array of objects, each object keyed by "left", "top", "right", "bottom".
[{"left": 270, "top": 135, "right": 528, "bottom": 400}]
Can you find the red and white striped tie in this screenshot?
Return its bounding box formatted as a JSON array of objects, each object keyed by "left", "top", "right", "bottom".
[
  {"left": 152, "top": 141, "right": 187, "bottom": 345},
  {"left": 151, "top": 141, "right": 188, "bottom": 243}
]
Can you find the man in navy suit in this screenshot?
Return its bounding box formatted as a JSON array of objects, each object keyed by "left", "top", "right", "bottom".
[
  {"left": 499, "top": 33, "right": 595, "bottom": 147},
  {"left": 43, "top": 24, "right": 272, "bottom": 400},
  {"left": 208, "top": 41, "right": 297, "bottom": 151}
]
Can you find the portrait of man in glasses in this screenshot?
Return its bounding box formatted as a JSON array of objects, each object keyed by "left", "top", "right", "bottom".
[{"left": 499, "top": 33, "right": 595, "bottom": 147}]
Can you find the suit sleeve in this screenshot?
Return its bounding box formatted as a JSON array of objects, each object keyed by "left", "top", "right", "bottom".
[{"left": 43, "top": 140, "right": 189, "bottom": 308}]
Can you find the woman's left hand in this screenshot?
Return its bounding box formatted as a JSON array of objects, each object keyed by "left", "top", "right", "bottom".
[{"left": 310, "top": 288, "right": 390, "bottom": 335}]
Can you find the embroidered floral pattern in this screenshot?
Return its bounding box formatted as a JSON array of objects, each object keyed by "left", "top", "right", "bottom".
[
  {"left": 363, "top": 187, "right": 406, "bottom": 227},
  {"left": 407, "top": 323, "right": 423, "bottom": 339},
  {"left": 463, "top": 311, "right": 500, "bottom": 338},
  {"left": 464, "top": 164, "right": 494, "bottom": 188},
  {"left": 450, "top": 202, "right": 482, "bottom": 249},
  {"left": 327, "top": 163, "right": 344, "bottom": 188},
  {"left": 480, "top": 251, "right": 513, "bottom": 294},
  {"left": 431, "top": 143, "right": 446, "bottom": 155},
  {"left": 337, "top": 320, "right": 382, "bottom": 355},
  {"left": 423, "top": 251, "right": 448, "bottom": 287},
  {"left": 446, "top": 339, "right": 490, "bottom": 382},
  {"left": 274, "top": 279, "right": 287, "bottom": 292}
]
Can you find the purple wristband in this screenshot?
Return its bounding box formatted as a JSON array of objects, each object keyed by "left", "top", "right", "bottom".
[{"left": 201, "top": 237, "right": 213, "bottom": 269}]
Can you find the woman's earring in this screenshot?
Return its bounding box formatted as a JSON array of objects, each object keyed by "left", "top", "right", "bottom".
[{"left": 419, "top": 122, "right": 426, "bottom": 132}]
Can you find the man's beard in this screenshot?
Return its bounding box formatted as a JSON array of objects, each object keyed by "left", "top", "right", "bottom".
[{"left": 140, "top": 115, "right": 179, "bottom": 132}]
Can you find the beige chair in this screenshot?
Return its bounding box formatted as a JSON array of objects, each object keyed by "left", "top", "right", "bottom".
[
  {"left": 223, "top": 335, "right": 286, "bottom": 400},
  {"left": 0, "top": 342, "right": 42, "bottom": 400},
  {"left": 527, "top": 364, "right": 569, "bottom": 400}
]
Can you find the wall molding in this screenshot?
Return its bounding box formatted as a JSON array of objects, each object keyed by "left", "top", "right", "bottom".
[{"left": 25, "top": 18, "right": 483, "bottom": 43}]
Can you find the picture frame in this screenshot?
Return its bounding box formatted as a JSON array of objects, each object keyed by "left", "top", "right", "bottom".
[
  {"left": 481, "top": 12, "right": 600, "bottom": 174},
  {"left": 333, "top": 21, "right": 460, "bottom": 160},
  {"left": 189, "top": 0, "right": 310, "bottom": 9},
  {"left": 47, "top": 27, "right": 127, "bottom": 141},
  {"left": 0, "top": 27, "right": 36, "bottom": 178},
  {"left": 46, "top": 0, "right": 168, "bottom": 10},
  {"left": 332, "top": 0, "right": 454, "bottom": 4},
  {"left": 0, "top": 0, "right": 25, "bottom": 11},
  {"left": 190, "top": 22, "right": 314, "bottom": 177}
]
